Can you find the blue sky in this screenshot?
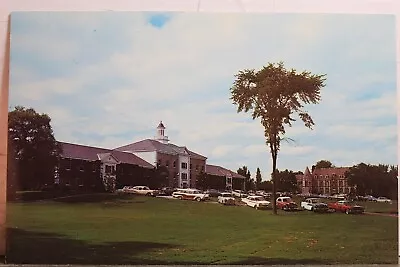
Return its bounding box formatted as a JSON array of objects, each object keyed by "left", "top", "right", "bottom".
[{"left": 9, "top": 12, "right": 397, "bottom": 180}]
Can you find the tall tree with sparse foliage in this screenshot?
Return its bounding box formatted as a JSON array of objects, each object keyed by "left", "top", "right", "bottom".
[
  {"left": 255, "top": 167, "right": 262, "bottom": 190},
  {"left": 8, "top": 106, "right": 61, "bottom": 190},
  {"left": 230, "top": 62, "right": 326, "bottom": 214}
]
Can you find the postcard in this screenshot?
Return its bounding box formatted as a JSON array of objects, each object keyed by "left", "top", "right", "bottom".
[{"left": 6, "top": 12, "right": 398, "bottom": 264}]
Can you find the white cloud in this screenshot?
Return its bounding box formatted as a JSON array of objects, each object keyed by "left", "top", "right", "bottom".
[
  {"left": 9, "top": 13, "right": 397, "bottom": 180},
  {"left": 280, "top": 145, "right": 315, "bottom": 155},
  {"left": 243, "top": 144, "right": 267, "bottom": 156},
  {"left": 325, "top": 124, "right": 396, "bottom": 143},
  {"left": 211, "top": 145, "right": 242, "bottom": 158}
]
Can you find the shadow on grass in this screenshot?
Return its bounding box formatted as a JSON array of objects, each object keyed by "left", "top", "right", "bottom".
[
  {"left": 6, "top": 227, "right": 180, "bottom": 264},
  {"left": 50, "top": 193, "right": 139, "bottom": 204},
  {"left": 226, "top": 256, "right": 331, "bottom": 265},
  {"left": 7, "top": 228, "right": 333, "bottom": 265}
]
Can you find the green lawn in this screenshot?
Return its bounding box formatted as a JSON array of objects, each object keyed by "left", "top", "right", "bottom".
[{"left": 6, "top": 194, "right": 398, "bottom": 264}]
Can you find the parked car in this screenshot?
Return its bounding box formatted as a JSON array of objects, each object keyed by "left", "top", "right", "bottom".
[
  {"left": 331, "top": 194, "right": 346, "bottom": 200},
  {"left": 276, "top": 196, "right": 298, "bottom": 211},
  {"left": 241, "top": 195, "right": 271, "bottom": 210},
  {"left": 365, "top": 195, "right": 378, "bottom": 202},
  {"left": 218, "top": 192, "right": 236, "bottom": 205},
  {"left": 172, "top": 188, "right": 209, "bottom": 202},
  {"left": 328, "top": 200, "right": 364, "bottom": 214},
  {"left": 158, "top": 187, "right": 175, "bottom": 196},
  {"left": 116, "top": 186, "right": 135, "bottom": 194},
  {"left": 232, "top": 190, "right": 248, "bottom": 198},
  {"left": 130, "top": 186, "right": 159, "bottom": 196},
  {"left": 377, "top": 197, "right": 392, "bottom": 204},
  {"left": 256, "top": 190, "right": 267, "bottom": 196},
  {"left": 301, "top": 198, "right": 329, "bottom": 213},
  {"left": 205, "top": 189, "right": 221, "bottom": 197}
]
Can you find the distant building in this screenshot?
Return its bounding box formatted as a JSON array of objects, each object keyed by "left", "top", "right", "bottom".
[
  {"left": 56, "top": 121, "right": 245, "bottom": 191},
  {"left": 114, "top": 121, "right": 245, "bottom": 189},
  {"left": 204, "top": 164, "right": 245, "bottom": 191},
  {"left": 57, "top": 142, "right": 155, "bottom": 192},
  {"left": 296, "top": 166, "right": 353, "bottom": 195}
]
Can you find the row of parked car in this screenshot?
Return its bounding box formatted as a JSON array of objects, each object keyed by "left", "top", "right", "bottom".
[{"left": 117, "top": 186, "right": 392, "bottom": 215}]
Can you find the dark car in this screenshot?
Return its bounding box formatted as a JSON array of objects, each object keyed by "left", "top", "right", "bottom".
[
  {"left": 205, "top": 189, "right": 221, "bottom": 197},
  {"left": 158, "top": 187, "right": 175, "bottom": 196},
  {"left": 312, "top": 202, "right": 329, "bottom": 213}
]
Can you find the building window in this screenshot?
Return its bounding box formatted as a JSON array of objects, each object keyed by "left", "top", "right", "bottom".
[
  {"left": 190, "top": 164, "right": 192, "bottom": 169},
  {"left": 227, "top": 177, "right": 232, "bottom": 184},
  {"left": 65, "top": 159, "right": 72, "bottom": 171},
  {"left": 201, "top": 166, "right": 205, "bottom": 171},
  {"left": 181, "top": 162, "right": 188, "bottom": 169},
  {"left": 166, "top": 160, "right": 169, "bottom": 167},
  {"left": 173, "top": 161, "right": 176, "bottom": 168},
  {"left": 158, "top": 159, "right": 162, "bottom": 166},
  {"left": 181, "top": 173, "right": 188, "bottom": 181},
  {"left": 196, "top": 165, "right": 199, "bottom": 171},
  {"left": 80, "top": 164, "right": 85, "bottom": 172},
  {"left": 105, "top": 165, "right": 112, "bottom": 174}
]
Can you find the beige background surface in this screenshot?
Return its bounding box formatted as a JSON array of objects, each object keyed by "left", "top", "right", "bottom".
[{"left": 1, "top": 0, "right": 399, "bottom": 258}]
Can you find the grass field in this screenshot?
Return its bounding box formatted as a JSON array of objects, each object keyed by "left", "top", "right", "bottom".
[{"left": 6, "top": 194, "right": 399, "bottom": 264}]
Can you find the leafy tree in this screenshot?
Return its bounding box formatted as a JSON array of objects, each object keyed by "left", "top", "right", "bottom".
[
  {"left": 276, "top": 169, "right": 299, "bottom": 193},
  {"left": 314, "top": 160, "right": 334, "bottom": 169},
  {"left": 8, "top": 106, "right": 61, "bottom": 190},
  {"left": 196, "top": 171, "right": 207, "bottom": 190},
  {"left": 151, "top": 164, "right": 169, "bottom": 189},
  {"left": 345, "top": 163, "right": 398, "bottom": 199},
  {"left": 255, "top": 167, "right": 262, "bottom": 190},
  {"left": 230, "top": 62, "right": 326, "bottom": 214},
  {"left": 237, "top": 166, "right": 253, "bottom": 191},
  {"left": 259, "top": 180, "right": 273, "bottom": 192},
  {"left": 7, "top": 135, "right": 19, "bottom": 200}
]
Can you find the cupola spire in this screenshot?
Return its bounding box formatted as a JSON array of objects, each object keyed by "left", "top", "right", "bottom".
[{"left": 155, "top": 121, "right": 169, "bottom": 144}]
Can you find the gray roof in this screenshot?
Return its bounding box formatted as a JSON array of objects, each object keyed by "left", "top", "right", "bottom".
[
  {"left": 206, "top": 164, "right": 245, "bottom": 179},
  {"left": 58, "top": 141, "right": 155, "bottom": 169},
  {"left": 114, "top": 139, "right": 207, "bottom": 160}
]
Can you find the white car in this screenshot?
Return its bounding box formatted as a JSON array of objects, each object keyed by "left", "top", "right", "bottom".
[
  {"left": 301, "top": 198, "right": 329, "bottom": 212},
  {"left": 377, "top": 197, "right": 392, "bottom": 203},
  {"left": 130, "top": 186, "right": 158, "bottom": 196},
  {"left": 117, "top": 186, "right": 136, "bottom": 193},
  {"left": 241, "top": 195, "right": 270, "bottom": 209},
  {"left": 365, "top": 195, "right": 378, "bottom": 202},
  {"left": 218, "top": 192, "right": 236, "bottom": 205},
  {"left": 232, "top": 190, "right": 248, "bottom": 198},
  {"left": 172, "top": 188, "right": 209, "bottom": 201}
]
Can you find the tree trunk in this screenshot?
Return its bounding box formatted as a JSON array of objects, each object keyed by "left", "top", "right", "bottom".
[{"left": 272, "top": 152, "right": 278, "bottom": 215}]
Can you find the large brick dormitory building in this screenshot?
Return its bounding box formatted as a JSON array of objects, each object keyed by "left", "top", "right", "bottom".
[
  {"left": 295, "top": 166, "right": 354, "bottom": 195},
  {"left": 56, "top": 121, "right": 245, "bottom": 192}
]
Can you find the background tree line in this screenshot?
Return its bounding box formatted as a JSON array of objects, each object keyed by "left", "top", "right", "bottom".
[{"left": 345, "top": 163, "right": 398, "bottom": 200}]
